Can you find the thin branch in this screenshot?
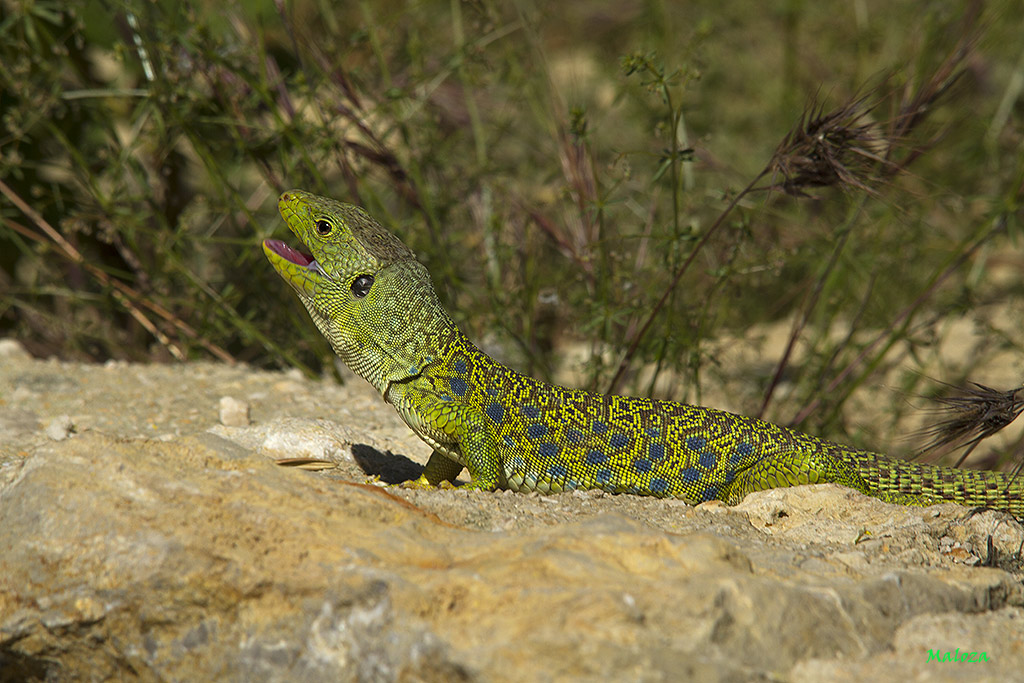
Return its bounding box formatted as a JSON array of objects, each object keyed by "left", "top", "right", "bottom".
[
  {"left": 0, "top": 178, "right": 235, "bottom": 363},
  {"left": 605, "top": 170, "right": 768, "bottom": 394},
  {"left": 790, "top": 215, "right": 1007, "bottom": 425}
]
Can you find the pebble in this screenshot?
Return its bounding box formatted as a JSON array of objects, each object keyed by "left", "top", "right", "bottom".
[
  {"left": 218, "top": 396, "right": 251, "bottom": 427},
  {"left": 0, "top": 338, "right": 29, "bottom": 359},
  {"left": 45, "top": 415, "right": 75, "bottom": 441}
]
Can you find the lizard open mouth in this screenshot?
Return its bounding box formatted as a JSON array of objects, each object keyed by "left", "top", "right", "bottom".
[
  {"left": 264, "top": 239, "right": 312, "bottom": 266},
  {"left": 263, "top": 239, "right": 327, "bottom": 275}
]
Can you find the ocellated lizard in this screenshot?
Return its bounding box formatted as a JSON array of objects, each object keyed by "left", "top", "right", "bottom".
[{"left": 263, "top": 190, "right": 1023, "bottom": 515}]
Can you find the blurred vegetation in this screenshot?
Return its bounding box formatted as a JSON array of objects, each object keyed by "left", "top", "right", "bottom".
[{"left": 2, "top": 0, "right": 1023, "bottom": 452}]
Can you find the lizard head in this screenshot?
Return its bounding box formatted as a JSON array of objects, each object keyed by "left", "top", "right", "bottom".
[
  {"left": 265, "top": 189, "right": 415, "bottom": 287},
  {"left": 263, "top": 190, "right": 449, "bottom": 392}
]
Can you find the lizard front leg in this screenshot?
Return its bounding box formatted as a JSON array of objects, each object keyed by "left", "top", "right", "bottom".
[
  {"left": 389, "top": 380, "right": 506, "bottom": 491},
  {"left": 408, "top": 450, "right": 465, "bottom": 488}
]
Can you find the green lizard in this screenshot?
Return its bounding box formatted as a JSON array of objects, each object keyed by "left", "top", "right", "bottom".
[{"left": 264, "top": 189, "right": 1023, "bottom": 515}]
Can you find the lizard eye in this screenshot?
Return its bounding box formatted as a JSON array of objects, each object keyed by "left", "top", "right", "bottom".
[
  {"left": 315, "top": 219, "right": 332, "bottom": 236},
  {"left": 351, "top": 274, "right": 374, "bottom": 298}
]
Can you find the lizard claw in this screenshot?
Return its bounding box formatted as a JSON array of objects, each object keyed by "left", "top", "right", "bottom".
[{"left": 399, "top": 475, "right": 438, "bottom": 490}]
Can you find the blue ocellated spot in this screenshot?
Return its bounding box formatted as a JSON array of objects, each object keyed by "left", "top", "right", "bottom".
[
  {"left": 702, "top": 484, "right": 720, "bottom": 502},
  {"left": 681, "top": 467, "right": 700, "bottom": 483},
  {"left": 633, "top": 458, "right": 651, "bottom": 473},
  {"left": 646, "top": 427, "right": 660, "bottom": 437},
  {"left": 486, "top": 402, "right": 504, "bottom": 424},
  {"left": 567, "top": 428, "right": 584, "bottom": 443},
  {"left": 732, "top": 442, "right": 753, "bottom": 464},
  {"left": 650, "top": 478, "right": 668, "bottom": 494},
  {"left": 686, "top": 436, "right": 707, "bottom": 452},
  {"left": 548, "top": 464, "right": 567, "bottom": 479},
  {"left": 538, "top": 442, "right": 559, "bottom": 459},
  {"left": 699, "top": 451, "right": 717, "bottom": 470},
  {"left": 523, "top": 405, "right": 540, "bottom": 419},
  {"left": 486, "top": 386, "right": 499, "bottom": 397},
  {"left": 609, "top": 433, "right": 630, "bottom": 449},
  {"left": 440, "top": 394, "right": 452, "bottom": 402},
  {"left": 503, "top": 435, "right": 517, "bottom": 448},
  {"left": 408, "top": 365, "right": 419, "bottom": 375},
  {"left": 649, "top": 443, "right": 665, "bottom": 460},
  {"left": 449, "top": 377, "right": 468, "bottom": 397},
  {"left": 593, "top": 420, "right": 609, "bottom": 434},
  {"left": 595, "top": 468, "right": 612, "bottom": 484},
  {"left": 586, "top": 450, "right": 606, "bottom": 465},
  {"left": 527, "top": 423, "right": 547, "bottom": 439},
  {"left": 510, "top": 455, "right": 525, "bottom": 470},
  {"left": 453, "top": 359, "right": 468, "bottom": 375}
]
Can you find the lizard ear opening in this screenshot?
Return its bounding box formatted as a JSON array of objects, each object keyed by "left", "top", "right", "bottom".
[{"left": 351, "top": 274, "right": 374, "bottom": 298}]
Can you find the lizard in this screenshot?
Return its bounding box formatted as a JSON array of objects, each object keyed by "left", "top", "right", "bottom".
[{"left": 263, "top": 189, "right": 1023, "bottom": 515}]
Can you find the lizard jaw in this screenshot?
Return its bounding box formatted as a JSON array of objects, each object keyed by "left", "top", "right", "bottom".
[
  {"left": 262, "top": 239, "right": 330, "bottom": 297},
  {"left": 263, "top": 239, "right": 329, "bottom": 275},
  {"left": 263, "top": 238, "right": 311, "bottom": 265}
]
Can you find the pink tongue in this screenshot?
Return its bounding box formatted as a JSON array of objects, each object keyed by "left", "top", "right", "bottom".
[{"left": 265, "top": 239, "right": 313, "bottom": 266}]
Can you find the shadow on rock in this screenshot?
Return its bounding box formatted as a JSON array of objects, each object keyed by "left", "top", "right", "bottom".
[{"left": 351, "top": 443, "right": 429, "bottom": 484}]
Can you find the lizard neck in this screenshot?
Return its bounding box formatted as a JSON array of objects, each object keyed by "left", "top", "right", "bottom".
[{"left": 331, "top": 260, "right": 466, "bottom": 396}]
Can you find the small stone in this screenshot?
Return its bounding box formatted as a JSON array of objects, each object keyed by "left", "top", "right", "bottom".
[
  {"left": 0, "top": 338, "right": 30, "bottom": 358},
  {"left": 218, "top": 396, "right": 251, "bottom": 427},
  {"left": 45, "top": 415, "right": 74, "bottom": 441}
]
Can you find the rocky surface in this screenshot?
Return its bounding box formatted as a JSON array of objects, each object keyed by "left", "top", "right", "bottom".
[{"left": 1, "top": 337, "right": 1023, "bottom": 681}]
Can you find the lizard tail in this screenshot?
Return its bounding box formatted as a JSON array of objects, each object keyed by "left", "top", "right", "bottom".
[{"left": 854, "top": 452, "right": 1023, "bottom": 515}]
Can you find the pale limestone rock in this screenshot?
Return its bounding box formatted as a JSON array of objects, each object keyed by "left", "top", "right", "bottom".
[
  {"left": 210, "top": 416, "right": 356, "bottom": 464},
  {"left": 2, "top": 431, "right": 1023, "bottom": 681},
  {"left": 0, "top": 407, "right": 39, "bottom": 444},
  {"left": 0, "top": 339, "right": 29, "bottom": 359},
  {"left": 44, "top": 414, "right": 73, "bottom": 441},
  {"left": 218, "top": 395, "right": 251, "bottom": 427},
  {"left": 2, "top": 353, "right": 1024, "bottom": 681}
]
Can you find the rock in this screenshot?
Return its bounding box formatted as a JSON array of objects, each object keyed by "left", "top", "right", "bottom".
[
  {"left": 0, "top": 407, "right": 40, "bottom": 446},
  {"left": 218, "top": 396, "right": 251, "bottom": 427},
  {"left": 210, "top": 416, "right": 356, "bottom": 464},
  {"left": 2, "top": 354, "right": 1024, "bottom": 680},
  {"left": 44, "top": 415, "right": 74, "bottom": 441},
  {"left": 0, "top": 432, "right": 468, "bottom": 682},
  {"left": 0, "top": 339, "right": 29, "bottom": 359},
  {"left": 2, "top": 431, "right": 1024, "bottom": 681}
]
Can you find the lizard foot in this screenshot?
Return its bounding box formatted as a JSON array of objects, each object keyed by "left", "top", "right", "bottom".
[
  {"left": 451, "top": 479, "right": 497, "bottom": 492},
  {"left": 398, "top": 475, "right": 439, "bottom": 490}
]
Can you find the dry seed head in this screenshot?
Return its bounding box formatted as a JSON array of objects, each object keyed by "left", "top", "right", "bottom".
[
  {"left": 917, "top": 381, "right": 1024, "bottom": 460},
  {"left": 768, "top": 97, "right": 891, "bottom": 197}
]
